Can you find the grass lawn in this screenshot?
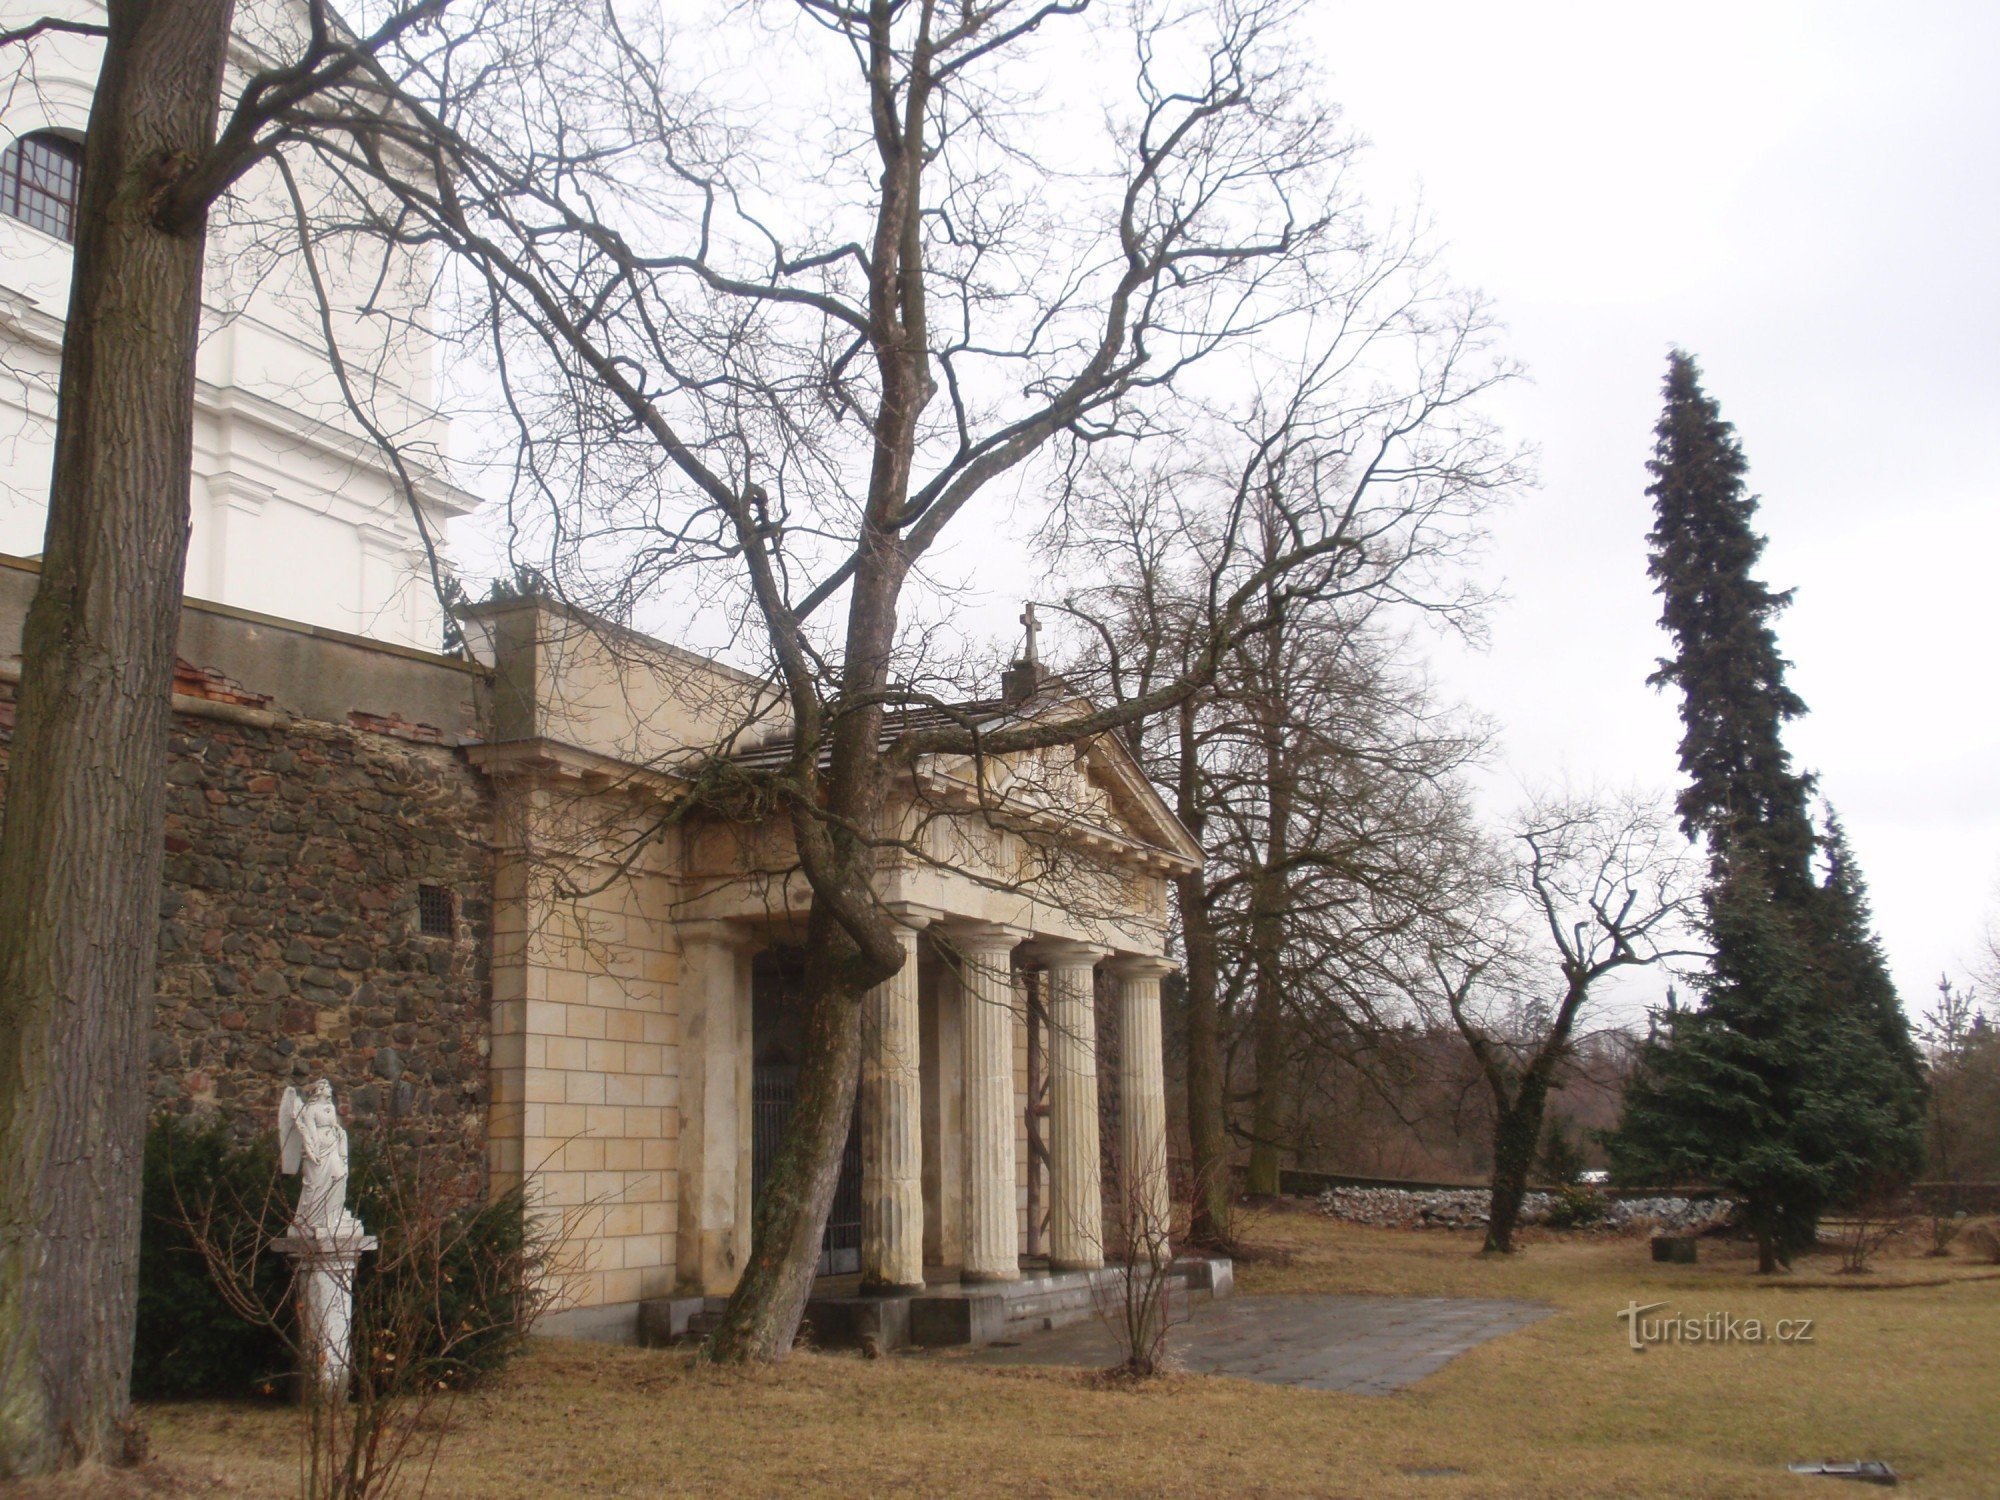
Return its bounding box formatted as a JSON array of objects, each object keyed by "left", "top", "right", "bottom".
[{"left": 26, "top": 1207, "right": 2000, "bottom": 1498}]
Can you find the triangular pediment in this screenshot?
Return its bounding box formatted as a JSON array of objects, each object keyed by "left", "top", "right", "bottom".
[{"left": 911, "top": 696, "right": 1201, "bottom": 876}]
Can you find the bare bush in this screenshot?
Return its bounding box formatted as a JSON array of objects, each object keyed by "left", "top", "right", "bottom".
[
  {"left": 1094, "top": 1157, "right": 1183, "bottom": 1381},
  {"left": 183, "top": 1140, "right": 574, "bottom": 1500},
  {"left": 1963, "top": 1220, "right": 2000, "bottom": 1266},
  {"left": 1834, "top": 1196, "right": 1912, "bottom": 1276}
]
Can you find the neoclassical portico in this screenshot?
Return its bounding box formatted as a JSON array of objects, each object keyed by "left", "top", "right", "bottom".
[
  {"left": 845, "top": 918, "right": 1178, "bottom": 1290},
  {"left": 466, "top": 597, "right": 1200, "bottom": 1337}
]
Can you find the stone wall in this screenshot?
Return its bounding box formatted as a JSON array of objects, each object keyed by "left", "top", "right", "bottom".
[{"left": 0, "top": 570, "right": 496, "bottom": 1187}]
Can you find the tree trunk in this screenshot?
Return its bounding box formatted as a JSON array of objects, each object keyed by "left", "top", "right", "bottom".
[
  {"left": 1242, "top": 910, "right": 1286, "bottom": 1195},
  {"left": 1173, "top": 698, "right": 1231, "bottom": 1246},
  {"left": 704, "top": 908, "right": 870, "bottom": 1361},
  {"left": 706, "top": 524, "right": 912, "bottom": 1359},
  {"left": 1483, "top": 1072, "right": 1552, "bottom": 1254},
  {"left": 0, "top": 0, "right": 232, "bottom": 1474},
  {"left": 1243, "top": 682, "right": 1293, "bottom": 1197},
  {"left": 1179, "top": 869, "right": 1231, "bottom": 1246}
]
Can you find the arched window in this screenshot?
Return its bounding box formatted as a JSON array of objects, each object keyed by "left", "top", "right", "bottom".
[{"left": 1, "top": 131, "right": 84, "bottom": 243}]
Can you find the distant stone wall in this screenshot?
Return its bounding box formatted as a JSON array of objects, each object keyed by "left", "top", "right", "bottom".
[{"left": 0, "top": 578, "right": 496, "bottom": 1187}]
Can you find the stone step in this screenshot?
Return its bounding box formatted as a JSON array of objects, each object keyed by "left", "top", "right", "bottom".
[
  {"left": 642, "top": 1255, "right": 1235, "bottom": 1353},
  {"left": 999, "top": 1267, "right": 1196, "bottom": 1324}
]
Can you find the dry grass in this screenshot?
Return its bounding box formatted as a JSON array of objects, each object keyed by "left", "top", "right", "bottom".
[{"left": 29, "top": 1210, "right": 1999, "bottom": 1499}]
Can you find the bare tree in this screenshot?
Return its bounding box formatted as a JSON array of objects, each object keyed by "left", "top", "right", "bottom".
[
  {"left": 240, "top": 0, "right": 1528, "bottom": 1359},
  {"left": 0, "top": 0, "right": 459, "bottom": 1472},
  {"left": 1429, "top": 793, "right": 1697, "bottom": 1254},
  {"left": 1049, "top": 377, "right": 1510, "bottom": 1234}
]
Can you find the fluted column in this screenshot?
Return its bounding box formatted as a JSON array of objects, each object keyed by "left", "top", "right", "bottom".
[
  {"left": 948, "top": 923, "right": 1026, "bottom": 1283},
  {"left": 1035, "top": 941, "right": 1107, "bottom": 1271},
  {"left": 1111, "top": 956, "right": 1174, "bottom": 1264},
  {"left": 862, "top": 919, "right": 926, "bottom": 1291}
]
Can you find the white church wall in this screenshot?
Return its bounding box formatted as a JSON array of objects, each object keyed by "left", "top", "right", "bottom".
[{"left": 0, "top": 0, "right": 475, "bottom": 652}]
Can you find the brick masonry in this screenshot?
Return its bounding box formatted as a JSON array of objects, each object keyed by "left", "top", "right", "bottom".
[{"left": 0, "top": 680, "right": 494, "bottom": 1185}]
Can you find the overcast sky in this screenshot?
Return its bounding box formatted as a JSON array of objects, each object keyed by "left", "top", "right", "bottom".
[
  {"left": 451, "top": 1, "right": 1997, "bottom": 1016},
  {"left": 1280, "top": 0, "right": 2000, "bottom": 1012}
]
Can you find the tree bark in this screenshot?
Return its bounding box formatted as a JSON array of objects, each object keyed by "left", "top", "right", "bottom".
[
  {"left": 1482, "top": 1070, "right": 1553, "bottom": 1254},
  {"left": 0, "top": 0, "right": 232, "bottom": 1473}
]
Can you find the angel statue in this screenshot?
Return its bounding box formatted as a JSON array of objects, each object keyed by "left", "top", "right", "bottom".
[{"left": 279, "top": 1080, "right": 355, "bottom": 1239}]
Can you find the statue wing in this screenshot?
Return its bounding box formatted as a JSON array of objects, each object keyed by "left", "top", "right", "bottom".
[{"left": 279, "top": 1086, "right": 303, "bottom": 1175}]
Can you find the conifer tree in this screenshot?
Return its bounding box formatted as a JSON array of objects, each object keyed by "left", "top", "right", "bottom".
[
  {"left": 1611, "top": 352, "right": 1924, "bottom": 1267},
  {"left": 1615, "top": 858, "right": 1915, "bottom": 1268},
  {"left": 1642, "top": 351, "right": 1816, "bottom": 890},
  {"left": 1810, "top": 810, "right": 1927, "bottom": 1135}
]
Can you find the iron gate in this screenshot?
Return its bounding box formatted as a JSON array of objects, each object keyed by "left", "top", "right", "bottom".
[{"left": 751, "top": 1065, "right": 863, "bottom": 1276}]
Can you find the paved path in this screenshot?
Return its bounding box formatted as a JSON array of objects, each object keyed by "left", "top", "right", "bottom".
[{"left": 962, "top": 1293, "right": 1552, "bottom": 1394}]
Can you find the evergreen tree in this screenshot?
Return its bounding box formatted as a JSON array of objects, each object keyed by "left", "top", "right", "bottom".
[
  {"left": 1612, "top": 859, "right": 1917, "bottom": 1268},
  {"left": 1810, "top": 810, "right": 1928, "bottom": 1144},
  {"left": 1612, "top": 352, "right": 1925, "bottom": 1265},
  {"left": 1643, "top": 351, "right": 1817, "bottom": 891}
]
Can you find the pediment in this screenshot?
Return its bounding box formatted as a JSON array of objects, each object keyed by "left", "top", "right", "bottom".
[{"left": 911, "top": 698, "right": 1201, "bottom": 877}]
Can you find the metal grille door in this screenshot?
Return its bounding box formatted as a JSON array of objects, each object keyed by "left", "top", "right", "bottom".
[{"left": 752, "top": 1065, "right": 863, "bottom": 1276}]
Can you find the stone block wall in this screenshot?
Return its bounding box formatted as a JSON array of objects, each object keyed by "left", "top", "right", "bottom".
[
  {"left": 484, "top": 788, "right": 686, "bottom": 1321},
  {"left": 0, "top": 682, "right": 495, "bottom": 1187}
]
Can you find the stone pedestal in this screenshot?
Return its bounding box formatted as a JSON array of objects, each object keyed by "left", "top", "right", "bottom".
[
  {"left": 1035, "top": 942, "right": 1107, "bottom": 1271},
  {"left": 1111, "top": 957, "right": 1174, "bottom": 1262},
  {"left": 862, "top": 920, "right": 926, "bottom": 1291},
  {"left": 950, "top": 923, "right": 1025, "bottom": 1283},
  {"left": 272, "top": 1227, "right": 378, "bottom": 1397}
]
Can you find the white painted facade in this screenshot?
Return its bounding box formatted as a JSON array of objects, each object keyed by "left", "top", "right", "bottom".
[{"left": 0, "top": 0, "right": 475, "bottom": 651}]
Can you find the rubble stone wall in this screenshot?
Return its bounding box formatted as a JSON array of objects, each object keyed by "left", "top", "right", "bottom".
[{"left": 0, "top": 625, "right": 495, "bottom": 1187}]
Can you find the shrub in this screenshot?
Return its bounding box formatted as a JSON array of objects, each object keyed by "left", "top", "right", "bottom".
[
  {"left": 348, "top": 1142, "right": 533, "bottom": 1387},
  {"left": 136, "top": 1115, "right": 537, "bottom": 1400},
  {"left": 135, "top": 1116, "right": 293, "bottom": 1399},
  {"left": 1544, "top": 1183, "right": 1610, "bottom": 1230}
]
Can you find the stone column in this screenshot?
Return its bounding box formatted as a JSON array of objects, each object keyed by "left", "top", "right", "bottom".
[
  {"left": 676, "top": 923, "right": 752, "bottom": 1295},
  {"left": 948, "top": 923, "right": 1026, "bottom": 1283},
  {"left": 862, "top": 919, "right": 926, "bottom": 1291},
  {"left": 1110, "top": 956, "right": 1174, "bottom": 1262},
  {"left": 1035, "top": 941, "right": 1107, "bottom": 1271}
]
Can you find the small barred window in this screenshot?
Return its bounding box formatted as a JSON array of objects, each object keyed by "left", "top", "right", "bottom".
[
  {"left": 417, "top": 884, "right": 455, "bottom": 938},
  {"left": 1, "top": 132, "right": 83, "bottom": 243}
]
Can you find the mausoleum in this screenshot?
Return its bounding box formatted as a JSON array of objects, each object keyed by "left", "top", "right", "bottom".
[{"left": 0, "top": 565, "right": 1198, "bottom": 1344}]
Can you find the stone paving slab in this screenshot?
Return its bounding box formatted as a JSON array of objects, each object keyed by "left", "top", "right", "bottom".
[{"left": 960, "top": 1293, "right": 1552, "bottom": 1393}]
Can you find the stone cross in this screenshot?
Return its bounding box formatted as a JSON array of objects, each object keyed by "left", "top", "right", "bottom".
[{"left": 1020, "top": 602, "right": 1041, "bottom": 666}]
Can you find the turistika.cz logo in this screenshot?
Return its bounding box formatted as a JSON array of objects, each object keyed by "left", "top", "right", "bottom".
[{"left": 1615, "top": 1301, "right": 1814, "bottom": 1352}]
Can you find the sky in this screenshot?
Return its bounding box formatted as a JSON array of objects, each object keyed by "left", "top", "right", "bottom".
[
  {"left": 1287, "top": 1, "right": 2000, "bottom": 1011},
  {"left": 448, "top": 1, "right": 2000, "bottom": 1016}
]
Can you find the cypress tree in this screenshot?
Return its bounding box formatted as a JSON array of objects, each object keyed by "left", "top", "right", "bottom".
[{"left": 1612, "top": 352, "right": 1925, "bottom": 1266}]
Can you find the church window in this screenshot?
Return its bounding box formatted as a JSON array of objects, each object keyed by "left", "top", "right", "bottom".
[
  {"left": 417, "top": 884, "right": 455, "bottom": 938},
  {"left": 1, "top": 131, "right": 84, "bottom": 243}
]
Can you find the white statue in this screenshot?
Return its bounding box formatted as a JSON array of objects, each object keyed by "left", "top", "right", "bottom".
[
  {"left": 274, "top": 1079, "right": 375, "bottom": 1396},
  {"left": 279, "top": 1080, "right": 359, "bottom": 1242}
]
